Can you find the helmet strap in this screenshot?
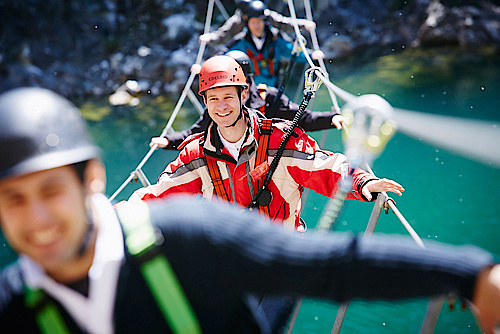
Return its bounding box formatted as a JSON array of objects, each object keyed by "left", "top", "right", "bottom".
[
  {"left": 226, "top": 109, "right": 243, "bottom": 128},
  {"left": 225, "top": 88, "right": 244, "bottom": 128}
]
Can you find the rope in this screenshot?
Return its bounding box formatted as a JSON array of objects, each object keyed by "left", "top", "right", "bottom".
[{"left": 109, "top": 0, "right": 218, "bottom": 201}]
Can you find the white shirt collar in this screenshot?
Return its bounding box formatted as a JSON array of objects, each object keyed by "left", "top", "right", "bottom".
[
  {"left": 20, "top": 193, "right": 124, "bottom": 334},
  {"left": 251, "top": 31, "right": 266, "bottom": 51},
  {"left": 218, "top": 127, "right": 247, "bottom": 161}
]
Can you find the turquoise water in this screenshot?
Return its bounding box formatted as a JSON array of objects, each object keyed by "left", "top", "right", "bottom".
[{"left": 1, "top": 47, "right": 499, "bottom": 333}]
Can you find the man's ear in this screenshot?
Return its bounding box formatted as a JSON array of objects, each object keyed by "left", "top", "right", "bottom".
[
  {"left": 241, "top": 88, "right": 248, "bottom": 102},
  {"left": 84, "top": 159, "right": 106, "bottom": 194}
]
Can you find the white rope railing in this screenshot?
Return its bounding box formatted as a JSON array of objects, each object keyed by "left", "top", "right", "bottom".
[{"left": 109, "top": 0, "right": 218, "bottom": 201}]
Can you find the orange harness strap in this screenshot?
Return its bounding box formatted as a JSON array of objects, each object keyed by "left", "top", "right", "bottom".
[
  {"left": 247, "top": 48, "right": 275, "bottom": 76},
  {"left": 205, "top": 157, "right": 230, "bottom": 202},
  {"left": 255, "top": 119, "right": 273, "bottom": 218},
  {"left": 246, "top": 49, "right": 261, "bottom": 76}
]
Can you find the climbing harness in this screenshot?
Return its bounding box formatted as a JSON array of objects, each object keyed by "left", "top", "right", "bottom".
[
  {"left": 246, "top": 47, "right": 275, "bottom": 77},
  {"left": 249, "top": 66, "right": 324, "bottom": 210},
  {"left": 205, "top": 118, "right": 273, "bottom": 218},
  {"left": 25, "top": 202, "right": 202, "bottom": 334}
]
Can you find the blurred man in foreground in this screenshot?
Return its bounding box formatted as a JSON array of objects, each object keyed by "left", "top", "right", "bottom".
[{"left": 0, "top": 87, "right": 499, "bottom": 333}]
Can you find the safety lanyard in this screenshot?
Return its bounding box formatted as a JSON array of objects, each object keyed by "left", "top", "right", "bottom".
[
  {"left": 249, "top": 67, "right": 323, "bottom": 210},
  {"left": 117, "top": 201, "right": 202, "bottom": 334},
  {"left": 24, "top": 288, "right": 70, "bottom": 334}
]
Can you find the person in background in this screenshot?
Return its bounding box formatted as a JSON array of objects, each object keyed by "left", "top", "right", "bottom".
[
  {"left": 199, "top": 0, "right": 316, "bottom": 46},
  {"left": 150, "top": 50, "right": 342, "bottom": 150},
  {"left": 0, "top": 87, "right": 499, "bottom": 334},
  {"left": 228, "top": 0, "right": 321, "bottom": 87}
]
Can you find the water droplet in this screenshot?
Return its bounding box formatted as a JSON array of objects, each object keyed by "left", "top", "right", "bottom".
[
  {"left": 470, "top": 105, "right": 474, "bottom": 109},
  {"left": 314, "top": 316, "right": 319, "bottom": 320},
  {"left": 421, "top": 94, "right": 426, "bottom": 98},
  {"left": 46, "top": 133, "right": 60, "bottom": 147},
  {"left": 459, "top": 198, "right": 463, "bottom": 202},
  {"left": 435, "top": 158, "right": 439, "bottom": 161},
  {"left": 401, "top": 45, "right": 406, "bottom": 49},
  {"left": 442, "top": 91, "right": 447, "bottom": 95},
  {"left": 480, "top": 86, "right": 485, "bottom": 91},
  {"left": 94, "top": 25, "right": 98, "bottom": 29},
  {"left": 410, "top": 75, "right": 414, "bottom": 79},
  {"left": 383, "top": 323, "right": 386, "bottom": 326}
]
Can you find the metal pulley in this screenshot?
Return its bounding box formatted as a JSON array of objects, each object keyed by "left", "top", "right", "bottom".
[{"left": 341, "top": 94, "right": 397, "bottom": 168}]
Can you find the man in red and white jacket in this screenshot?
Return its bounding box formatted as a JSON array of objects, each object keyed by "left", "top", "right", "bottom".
[{"left": 129, "top": 55, "right": 404, "bottom": 232}]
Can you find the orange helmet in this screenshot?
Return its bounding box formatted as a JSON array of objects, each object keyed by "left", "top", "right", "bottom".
[{"left": 198, "top": 55, "right": 248, "bottom": 95}]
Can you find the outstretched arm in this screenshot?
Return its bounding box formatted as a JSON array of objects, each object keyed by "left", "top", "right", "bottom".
[
  {"left": 151, "top": 197, "right": 497, "bottom": 311},
  {"left": 150, "top": 112, "right": 210, "bottom": 150},
  {"left": 199, "top": 10, "right": 246, "bottom": 45}
]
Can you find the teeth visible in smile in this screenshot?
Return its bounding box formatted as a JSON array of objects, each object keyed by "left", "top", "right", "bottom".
[
  {"left": 217, "top": 112, "right": 230, "bottom": 117},
  {"left": 32, "top": 227, "right": 59, "bottom": 246}
]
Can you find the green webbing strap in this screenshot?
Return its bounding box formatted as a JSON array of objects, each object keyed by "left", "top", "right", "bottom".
[
  {"left": 117, "top": 201, "right": 202, "bottom": 334},
  {"left": 24, "top": 288, "right": 70, "bottom": 334}
]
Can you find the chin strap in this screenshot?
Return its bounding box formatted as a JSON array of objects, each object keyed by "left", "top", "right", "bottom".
[{"left": 225, "top": 109, "right": 243, "bottom": 128}]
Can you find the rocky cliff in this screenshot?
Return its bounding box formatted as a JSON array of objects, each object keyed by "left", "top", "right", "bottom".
[{"left": 0, "top": 0, "right": 498, "bottom": 98}]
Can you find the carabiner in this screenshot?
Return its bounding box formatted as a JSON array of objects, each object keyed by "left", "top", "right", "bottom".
[{"left": 304, "top": 67, "right": 324, "bottom": 96}]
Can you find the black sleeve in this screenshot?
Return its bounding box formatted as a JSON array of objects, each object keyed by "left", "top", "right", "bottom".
[
  {"left": 149, "top": 197, "right": 494, "bottom": 304},
  {"left": 163, "top": 111, "right": 210, "bottom": 150},
  {"left": 267, "top": 87, "right": 338, "bottom": 132}
]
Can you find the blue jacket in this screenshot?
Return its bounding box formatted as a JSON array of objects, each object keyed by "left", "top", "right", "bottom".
[{"left": 229, "top": 24, "right": 307, "bottom": 87}]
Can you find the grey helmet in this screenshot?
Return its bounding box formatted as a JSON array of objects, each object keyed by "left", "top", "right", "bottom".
[
  {"left": 0, "top": 87, "right": 101, "bottom": 181},
  {"left": 225, "top": 50, "right": 253, "bottom": 76}
]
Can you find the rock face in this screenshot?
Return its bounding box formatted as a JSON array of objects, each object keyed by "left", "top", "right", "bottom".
[{"left": 0, "top": 0, "right": 499, "bottom": 98}]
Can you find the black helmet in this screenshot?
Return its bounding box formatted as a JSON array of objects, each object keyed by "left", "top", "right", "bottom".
[
  {"left": 0, "top": 87, "right": 101, "bottom": 181},
  {"left": 225, "top": 50, "right": 253, "bottom": 76},
  {"left": 235, "top": 0, "right": 252, "bottom": 12},
  {"left": 246, "top": 0, "right": 267, "bottom": 20}
]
